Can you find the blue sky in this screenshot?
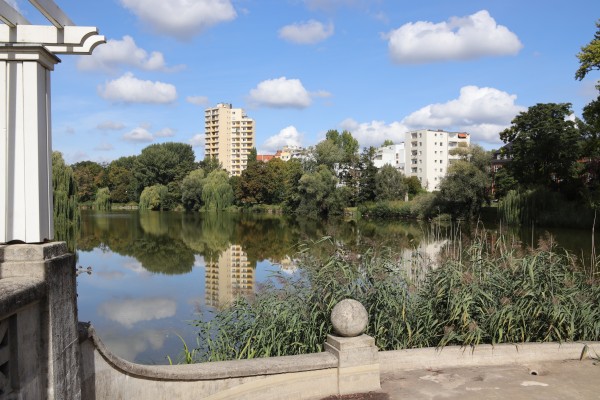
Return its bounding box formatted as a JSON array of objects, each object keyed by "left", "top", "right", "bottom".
[{"left": 9, "top": 0, "right": 600, "bottom": 164}]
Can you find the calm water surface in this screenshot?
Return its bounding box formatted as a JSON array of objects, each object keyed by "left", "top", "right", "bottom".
[{"left": 75, "top": 210, "right": 598, "bottom": 364}]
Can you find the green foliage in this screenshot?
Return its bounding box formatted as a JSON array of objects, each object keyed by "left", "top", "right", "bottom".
[
  {"left": 107, "top": 157, "right": 137, "bottom": 203},
  {"left": 500, "top": 103, "right": 582, "bottom": 191},
  {"left": 199, "top": 156, "right": 222, "bottom": 175},
  {"left": 492, "top": 167, "right": 518, "bottom": 199},
  {"left": 381, "top": 139, "right": 394, "bottom": 147},
  {"left": 296, "top": 165, "right": 344, "bottom": 217},
  {"left": 139, "top": 184, "right": 168, "bottom": 210},
  {"left": 93, "top": 187, "right": 111, "bottom": 211},
  {"left": 238, "top": 159, "right": 286, "bottom": 206},
  {"left": 575, "top": 19, "right": 600, "bottom": 87},
  {"left": 181, "top": 169, "right": 205, "bottom": 211},
  {"left": 134, "top": 142, "right": 195, "bottom": 195},
  {"left": 358, "top": 146, "right": 378, "bottom": 203},
  {"left": 437, "top": 160, "right": 490, "bottom": 218},
  {"left": 72, "top": 160, "right": 107, "bottom": 203},
  {"left": 375, "top": 165, "right": 407, "bottom": 201},
  {"left": 52, "top": 152, "right": 80, "bottom": 249},
  {"left": 190, "top": 235, "right": 600, "bottom": 362},
  {"left": 499, "top": 188, "right": 595, "bottom": 228},
  {"left": 404, "top": 176, "right": 423, "bottom": 198},
  {"left": 202, "top": 170, "right": 234, "bottom": 210}
]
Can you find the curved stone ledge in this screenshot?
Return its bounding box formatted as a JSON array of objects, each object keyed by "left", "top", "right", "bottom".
[{"left": 82, "top": 323, "right": 338, "bottom": 381}]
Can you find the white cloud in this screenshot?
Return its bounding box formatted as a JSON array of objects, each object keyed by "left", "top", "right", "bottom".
[
  {"left": 155, "top": 128, "right": 176, "bottom": 138},
  {"left": 384, "top": 10, "right": 523, "bottom": 64},
  {"left": 77, "top": 36, "right": 182, "bottom": 73},
  {"left": 261, "top": 126, "right": 303, "bottom": 153},
  {"left": 98, "top": 297, "right": 177, "bottom": 329},
  {"left": 186, "top": 96, "right": 210, "bottom": 106},
  {"left": 120, "top": 0, "right": 236, "bottom": 40},
  {"left": 97, "top": 120, "right": 125, "bottom": 131},
  {"left": 98, "top": 72, "right": 177, "bottom": 104},
  {"left": 189, "top": 134, "right": 205, "bottom": 147},
  {"left": 124, "top": 127, "right": 154, "bottom": 143},
  {"left": 248, "top": 77, "right": 313, "bottom": 109},
  {"left": 402, "top": 85, "right": 525, "bottom": 143},
  {"left": 100, "top": 330, "right": 166, "bottom": 361},
  {"left": 94, "top": 142, "right": 115, "bottom": 151},
  {"left": 279, "top": 20, "right": 334, "bottom": 45},
  {"left": 312, "top": 90, "right": 333, "bottom": 98},
  {"left": 340, "top": 119, "right": 408, "bottom": 148}
]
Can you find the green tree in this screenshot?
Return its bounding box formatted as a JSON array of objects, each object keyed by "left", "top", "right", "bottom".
[
  {"left": 581, "top": 94, "right": 600, "bottom": 158},
  {"left": 375, "top": 165, "right": 407, "bottom": 201},
  {"left": 282, "top": 159, "right": 305, "bottom": 213},
  {"left": 492, "top": 167, "right": 518, "bottom": 199},
  {"left": 437, "top": 160, "right": 490, "bottom": 218},
  {"left": 239, "top": 158, "right": 287, "bottom": 205},
  {"left": 575, "top": 19, "right": 600, "bottom": 88},
  {"left": 297, "top": 165, "right": 342, "bottom": 217},
  {"left": 107, "top": 156, "right": 137, "bottom": 203},
  {"left": 139, "top": 185, "right": 168, "bottom": 210},
  {"left": 358, "top": 147, "right": 378, "bottom": 203},
  {"left": 52, "top": 152, "right": 79, "bottom": 249},
  {"left": 314, "top": 139, "right": 344, "bottom": 170},
  {"left": 404, "top": 176, "right": 422, "bottom": 198},
  {"left": 134, "top": 142, "right": 196, "bottom": 193},
  {"left": 500, "top": 103, "right": 582, "bottom": 191},
  {"left": 181, "top": 169, "right": 206, "bottom": 211},
  {"left": 200, "top": 156, "right": 222, "bottom": 174},
  {"left": 93, "top": 187, "right": 111, "bottom": 211},
  {"left": 72, "top": 161, "right": 107, "bottom": 203},
  {"left": 202, "top": 170, "right": 234, "bottom": 210},
  {"left": 381, "top": 139, "right": 394, "bottom": 147}
]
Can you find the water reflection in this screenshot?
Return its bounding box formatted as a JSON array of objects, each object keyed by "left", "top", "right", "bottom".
[
  {"left": 205, "top": 245, "right": 255, "bottom": 310},
  {"left": 75, "top": 210, "right": 598, "bottom": 364}
]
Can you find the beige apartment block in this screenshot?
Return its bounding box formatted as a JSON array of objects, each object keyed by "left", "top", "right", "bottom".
[
  {"left": 205, "top": 103, "right": 255, "bottom": 176},
  {"left": 405, "top": 129, "right": 470, "bottom": 191}
]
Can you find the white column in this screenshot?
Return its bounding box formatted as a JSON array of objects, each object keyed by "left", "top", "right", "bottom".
[{"left": 0, "top": 45, "right": 59, "bottom": 243}]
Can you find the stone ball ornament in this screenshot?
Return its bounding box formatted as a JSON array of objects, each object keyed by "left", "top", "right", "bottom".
[{"left": 330, "top": 299, "right": 369, "bottom": 337}]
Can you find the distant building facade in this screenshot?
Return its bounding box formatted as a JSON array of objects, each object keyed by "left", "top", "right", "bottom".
[
  {"left": 404, "top": 129, "right": 470, "bottom": 191},
  {"left": 374, "top": 144, "right": 405, "bottom": 171},
  {"left": 205, "top": 244, "right": 254, "bottom": 309},
  {"left": 205, "top": 103, "right": 255, "bottom": 176}
]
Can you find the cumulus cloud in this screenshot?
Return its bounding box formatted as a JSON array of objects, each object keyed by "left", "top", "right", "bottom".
[
  {"left": 384, "top": 10, "right": 523, "bottom": 64},
  {"left": 100, "top": 330, "right": 166, "bottom": 361},
  {"left": 189, "top": 134, "right": 205, "bottom": 147},
  {"left": 98, "top": 297, "right": 177, "bottom": 329},
  {"left": 186, "top": 96, "right": 209, "bottom": 106},
  {"left": 279, "top": 20, "right": 334, "bottom": 44},
  {"left": 261, "top": 126, "right": 303, "bottom": 153},
  {"left": 98, "top": 72, "right": 177, "bottom": 104},
  {"left": 155, "top": 128, "right": 176, "bottom": 138},
  {"left": 340, "top": 119, "right": 408, "bottom": 148},
  {"left": 97, "top": 120, "right": 125, "bottom": 131},
  {"left": 120, "top": 0, "right": 236, "bottom": 40},
  {"left": 248, "top": 77, "right": 314, "bottom": 108},
  {"left": 77, "top": 36, "right": 182, "bottom": 73},
  {"left": 402, "top": 85, "right": 525, "bottom": 143},
  {"left": 123, "top": 127, "right": 154, "bottom": 143}
]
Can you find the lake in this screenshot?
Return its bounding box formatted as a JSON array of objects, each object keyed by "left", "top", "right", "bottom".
[{"left": 75, "top": 210, "right": 599, "bottom": 364}]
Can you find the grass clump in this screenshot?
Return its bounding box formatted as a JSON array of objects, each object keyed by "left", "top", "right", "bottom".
[{"left": 182, "top": 233, "right": 600, "bottom": 363}]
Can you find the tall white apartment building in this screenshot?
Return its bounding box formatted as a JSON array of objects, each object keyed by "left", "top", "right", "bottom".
[
  {"left": 405, "top": 129, "right": 470, "bottom": 191},
  {"left": 205, "top": 103, "right": 255, "bottom": 176}
]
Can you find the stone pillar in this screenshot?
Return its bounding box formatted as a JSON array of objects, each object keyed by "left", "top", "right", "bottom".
[
  {"left": 324, "top": 299, "right": 381, "bottom": 395},
  {"left": 0, "top": 242, "right": 81, "bottom": 400},
  {"left": 0, "top": 45, "right": 60, "bottom": 243}
]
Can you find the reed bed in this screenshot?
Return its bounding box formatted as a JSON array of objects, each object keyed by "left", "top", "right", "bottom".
[{"left": 182, "top": 232, "right": 600, "bottom": 364}]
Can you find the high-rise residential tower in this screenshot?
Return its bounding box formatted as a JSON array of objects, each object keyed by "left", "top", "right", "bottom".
[{"left": 205, "top": 103, "right": 255, "bottom": 176}]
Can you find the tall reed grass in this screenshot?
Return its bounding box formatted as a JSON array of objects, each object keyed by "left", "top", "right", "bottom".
[{"left": 182, "top": 232, "right": 599, "bottom": 364}]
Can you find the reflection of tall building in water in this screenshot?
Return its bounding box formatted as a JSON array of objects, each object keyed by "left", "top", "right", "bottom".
[{"left": 205, "top": 245, "right": 254, "bottom": 309}]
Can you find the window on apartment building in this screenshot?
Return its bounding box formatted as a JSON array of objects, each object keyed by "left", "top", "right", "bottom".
[{"left": 440, "top": 168, "right": 443, "bottom": 172}]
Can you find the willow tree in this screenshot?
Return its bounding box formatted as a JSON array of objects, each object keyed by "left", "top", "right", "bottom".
[
  {"left": 94, "top": 187, "right": 111, "bottom": 211},
  {"left": 202, "top": 170, "right": 234, "bottom": 210},
  {"left": 52, "top": 152, "right": 80, "bottom": 250}
]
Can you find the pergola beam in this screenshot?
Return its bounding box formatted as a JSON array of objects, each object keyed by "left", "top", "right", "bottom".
[
  {"left": 0, "top": 0, "right": 30, "bottom": 27},
  {"left": 29, "top": 0, "right": 73, "bottom": 28}
]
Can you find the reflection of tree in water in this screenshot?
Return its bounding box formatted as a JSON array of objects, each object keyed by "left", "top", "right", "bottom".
[
  {"left": 129, "top": 235, "right": 195, "bottom": 275},
  {"left": 181, "top": 212, "right": 236, "bottom": 260},
  {"left": 233, "top": 215, "right": 300, "bottom": 263}
]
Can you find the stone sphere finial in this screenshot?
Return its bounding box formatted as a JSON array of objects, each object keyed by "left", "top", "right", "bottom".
[{"left": 330, "top": 299, "right": 368, "bottom": 337}]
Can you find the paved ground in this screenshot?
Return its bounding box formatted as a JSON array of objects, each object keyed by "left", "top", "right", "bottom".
[{"left": 324, "top": 360, "right": 600, "bottom": 400}]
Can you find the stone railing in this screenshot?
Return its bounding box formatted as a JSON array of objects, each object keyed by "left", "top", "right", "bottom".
[{"left": 0, "top": 317, "right": 10, "bottom": 397}]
